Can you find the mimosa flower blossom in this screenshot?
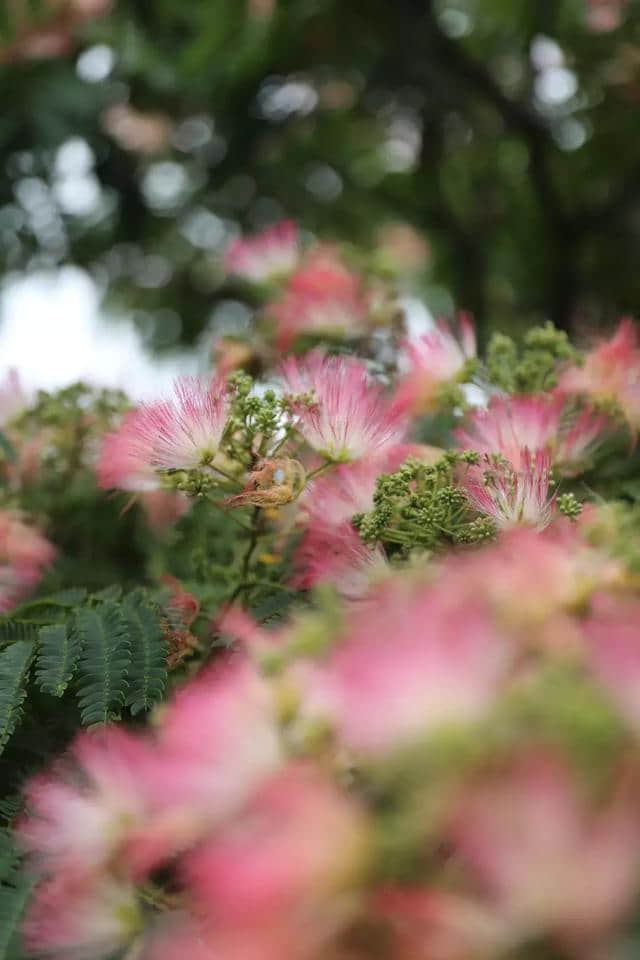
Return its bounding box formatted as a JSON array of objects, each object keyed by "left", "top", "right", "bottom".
[
  {"left": 268, "top": 247, "right": 370, "bottom": 350},
  {"left": 98, "top": 376, "right": 230, "bottom": 489},
  {"left": 224, "top": 220, "right": 300, "bottom": 283},
  {"left": 455, "top": 394, "right": 609, "bottom": 476},
  {"left": 393, "top": 313, "right": 476, "bottom": 414},
  {"left": 303, "top": 579, "right": 510, "bottom": 754},
  {"left": 282, "top": 351, "right": 406, "bottom": 462},
  {"left": 559, "top": 318, "right": 640, "bottom": 431},
  {"left": 451, "top": 751, "right": 640, "bottom": 942},
  {"left": 0, "top": 510, "right": 57, "bottom": 612},
  {"left": 461, "top": 449, "right": 556, "bottom": 531}
]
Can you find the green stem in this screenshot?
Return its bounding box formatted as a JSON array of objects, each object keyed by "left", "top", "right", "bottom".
[{"left": 304, "top": 461, "right": 335, "bottom": 485}]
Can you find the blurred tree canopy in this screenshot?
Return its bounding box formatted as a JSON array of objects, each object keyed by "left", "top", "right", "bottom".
[{"left": 0, "top": 0, "right": 639, "bottom": 349}]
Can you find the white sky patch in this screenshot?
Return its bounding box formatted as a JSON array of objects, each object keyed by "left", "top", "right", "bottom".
[{"left": 0, "top": 267, "right": 197, "bottom": 400}]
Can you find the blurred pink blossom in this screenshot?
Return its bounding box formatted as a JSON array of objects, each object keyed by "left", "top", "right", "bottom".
[
  {"left": 393, "top": 314, "right": 475, "bottom": 414},
  {"left": 559, "top": 318, "right": 640, "bottom": 431},
  {"left": 268, "top": 247, "right": 370, "bottom": 350},
  {"left": 224, "top": 220, "right": 300, "bottom": 284}
]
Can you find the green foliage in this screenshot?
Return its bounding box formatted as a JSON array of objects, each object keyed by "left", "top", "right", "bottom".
[
  {"left": 0, "top": 589, "right": 169, "bottom": 771},
  {"left": 486, "top": 322, "right": 577, "bottom": 393},
  {"left": 0, "top": 642, "right": 34, "bottom": 755},
  {"left": 122, "top": 591, "right": 167, "bottom": 716},
  {"left": 36, "top": 624, "right": 81, "bottom": 698},
  {"left": 0, "top": 829, "right": 31, "bottom": 960},
  {"left": 354, "top": 452, "right": 496, "bottom": 555}
]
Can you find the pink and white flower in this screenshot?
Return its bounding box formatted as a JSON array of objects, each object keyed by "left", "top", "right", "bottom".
[
  {"left": 224, "top": 220, "right": 300, "bottom": 283},
  {"left": 267, "top": 247, "right": 370, "bottom": 350},
  {"left": 293, "top": 447, "right": 415, "bottom": 597},
  {"left": 455, "top": 394, "right": 608, "bottom": 476},
  {"left": 584, "top": 592, "right": 640, "bottom": 733},
  {"left": 23, "top": 874, "right": 140, "bottom": 960},
  {"left": 282, "top": 351, "right": 406, "bottom": 462},
  {"left": 461, "top": 449, "right": 556, "bottom": 531},
  {"left": 98, "top": 376, "right": 230, "bottom": 489},
  {"left": 19, "top": 727, "right": 155, "bottom": 877},
  {"left": 302, "top": 579, "right": 510, "bottom": 754},
  {"left": 0, "top": 511, "right": 56, "bottom": 612},
  {"left": 393, "top": 314, "right": 476, "bottom": 414},
  {"left": 559, "top": 318, "right": 640, "bottom": 431},
  {"left": 451, "top": 751, "right": 640, "bottom": 943}
]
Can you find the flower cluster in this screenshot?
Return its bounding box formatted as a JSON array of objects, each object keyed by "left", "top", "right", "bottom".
[{"left": 4, "top": 222, "right": 640, "bottom": 960}]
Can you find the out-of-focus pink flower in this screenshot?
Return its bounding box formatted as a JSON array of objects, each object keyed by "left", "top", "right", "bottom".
[
  {"left": 437, "top": 524, "right": 622, "bottom": 646},
  {"left": 224, "top": 221, "right": 300, "bottom": 283},
  {"left": 139, "top": 490, "right": 190, "bottom": 531},
  {"left": 377, "top": 888, "right": 506, "bottom": 960},
  {"left": 102, "top": 104, "right": 172, "bottom": 155},
  {"left": 455, "top": 394, "right": 608, "bottom": 476},
  {"left": 393, "top": 315, "right": 476, "bottom": 414},
  {"left": 282, "top": 351, "right": 406, "bottom": 462},
  {"left": 98, "top": 377, "right": 230, "bottom": 489},
  {"left": 268, "top": 248, "right": 370, "bottom": 350},
  {"left": 142, "top": 658, "right": 282, "bottom": 852},
  {"left": 455, "top": 394, "right": 563, "bottom": 471},
  {"left": 0, "top": 511, "right": 56, "bottom": 612},
  {"left": 293, "top": 522, "right": 387, "bottom": 600},
  {"left": 172, "top": 766, "right": 368, "bottom": 960},
  {"left": 19, "top": 728, "right": 155, "bottom": 877},
  {"left": 161, "top": 575, "right": 200, "bottom": 627},
  {"left": 303, "top": 579, "right": 510, "bottom": 754},
  {"left": 292, "top": 447, "right": 416, "bottom": 597},
  {"left": 451, "top": 751, "right": 640, "bottom": 944},
  {"left": 555, "top": 404, "right": 611, "bottom": 475},
  {"left": 0, "top": 368, "right": 26, "bottom": 427},
  {"left": 584, "top": 592, "right": 640, "bottom": 732},
  {"left": 559, "top": 319, "right": 640, "bottom": 431},
  {"left": 23, "top": 874, "right": 139, "bottom": 960},
  {"left": 461, "top": 449, "right": 556, "bottom": 531},
  {"left": 586, "top": 0, "right": 628, "bottom": 32}
]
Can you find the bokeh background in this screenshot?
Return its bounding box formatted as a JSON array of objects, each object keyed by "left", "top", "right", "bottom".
[{"left": 0, "top": 0, "right": 639, "bottom": 387}]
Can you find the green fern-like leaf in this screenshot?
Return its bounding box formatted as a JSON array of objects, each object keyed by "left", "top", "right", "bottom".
[
  {"left": 0, "top": 623, "right": 37, "bottom": 651},
  {"left": 123, "top": 592, "right": 167, "bottom": 716},
  {"left": 76, "top": 603, "right": 130, "bottom": 726},
  {"left": 36, "top": 624, "right": 83, "bottom": 698},
  {"left": 0, "top": 642, "right": 35, "bottom": 755},
  {"left": 0, "top": 830, "right": 32, "bottom": 960}
]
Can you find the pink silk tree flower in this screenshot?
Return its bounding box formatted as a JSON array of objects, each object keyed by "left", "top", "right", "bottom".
[
  {"left": 584, "top": 592, "right": 640, "bottom": 733},
  {"left": 282, "top": 351, "right": 406, "bottom": 462},
  {"left": 22, "top": 874, "right": 140, "bottom": 960},
  {"left": 461, "top": 449, "right": 556, "bottom": 531},
  {"left": 224, "top": 220, "right": 300, "bottom": 283},
  {"left": 292, "top": 447, "right": 414, "bottom": 596},
  {"left": 376, "top": 888, "right": 507, "bottom": 960},
  {"left": 303, "top": 580, "right": 511, "bottom": 754},
  {"left": 173, "top": 765, "right": 369, "bottom": 960},
  {"left": 292, "top": 522, "right": 387, "bottom": 600},
  {"left": 0, "top": 511, "right": 56, "bottom": 612},
  {"left": 455, "top": 394, "right": 609, "bottom": 477},
  {"left": 450, "top": 751, "right": 640, "bottom": 946},
  {"left": 137, "top": 657, "right": 283, "bottom": 856},
  {"left": 18, "top": 727, "right": 156, "bottom": 877},
  {"left": 268, "top": 247, "right": 370, "bottom": 350},
  {"left": 393, "top": 314, "right": 476, "bottom": 415},
  {"left": 436, "top": 524, "right": 622, "bottom": 646},
  {"left": 559, "top": 318, "right": 640, "bottom": 432},
  {"left": 97, "top": 376, "right": 230, "bottom": 489},
  {"left": 586, "top": 0, "right": 628, "bottom": 31}
]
